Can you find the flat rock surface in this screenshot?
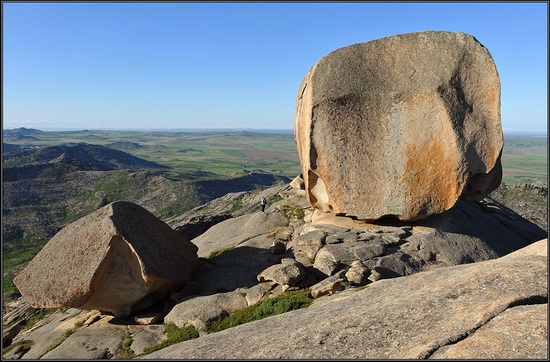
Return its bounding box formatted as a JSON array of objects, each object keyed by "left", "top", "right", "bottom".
[
  {"left": 429, "top": 304, "right": 548, "bottom": 359},
  {"left": 191, "top": 211, "right": 289, "bottom": 258},
  {"left": 141, "top": 239, "right": 547, "bottom": 359}
]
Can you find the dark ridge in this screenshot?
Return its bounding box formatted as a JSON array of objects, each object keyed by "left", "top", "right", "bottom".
[{"left": 3, "top": 143, "right": 170, "bottom": 181}]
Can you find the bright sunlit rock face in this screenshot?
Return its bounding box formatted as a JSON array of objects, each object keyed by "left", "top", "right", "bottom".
[
  {"left": 13, "top": 201, "right": 199, "bottom": 317},
  {"left": 295, "top": 31, "right": 503, "bottom": 221}
]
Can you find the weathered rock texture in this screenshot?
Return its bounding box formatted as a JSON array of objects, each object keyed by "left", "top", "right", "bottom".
[
  {"left": 13, "top": 201, "right": 198, "bottom": 317},
  {"left": 4, "top": 187, "right": 546, "bottom": 359},
  {"left": 141, "top": 238, "right": 547, "bottom": 360},
  {"left": 295, "top": 31, "right": 503, "bottom": 221}
]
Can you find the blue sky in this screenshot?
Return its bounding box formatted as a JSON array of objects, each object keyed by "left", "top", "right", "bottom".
[{"left": 2, "top": 2, "right": 548, "bottom": 132}]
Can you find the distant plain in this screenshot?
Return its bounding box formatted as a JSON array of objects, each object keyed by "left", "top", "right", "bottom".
[{"left": 3, "top": 128, "right": 546, "bottom": 185}]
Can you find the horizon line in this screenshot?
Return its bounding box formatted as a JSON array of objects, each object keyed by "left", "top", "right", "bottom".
[{"left": 2, "top": 127, "right": 547, "bottom": 135}]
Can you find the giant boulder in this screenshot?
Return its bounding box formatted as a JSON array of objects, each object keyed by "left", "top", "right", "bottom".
[
  {"left": 13, "top": 201, "right": 198, "bottom": 317},
  {"left": 295, "top": 31, "right": 503, "bottom": 221}
]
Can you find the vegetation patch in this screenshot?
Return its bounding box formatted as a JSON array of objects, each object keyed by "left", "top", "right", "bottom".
[
  {"left": 117, "top": 329, "right": 135, "bottom": 359},
  {"left": 208, "top": 246, "right": 236, "bottom": 259},
  {"left": 138, "top": 323, "right": 199, "bottom": 356},
  {"left": 229, "top": 201, "right": 245, "bottom": 213},
  {"left": 2, "top": 339, "right": 34, "bottom": 355},
  {"left": 267, "top": 194, "right": 283, "bottom": 206},
  {"left": 40, "top": 327, "right": 76, "bottom": 357},
  {"left": 207, "top": 289, "right": 313, "bottom": 333},
  {"left": 3, "top": 244, "right": 40, "bottom": 296},
  {"left": 24, "top": 308, "right": 56, "bottom": 330}
]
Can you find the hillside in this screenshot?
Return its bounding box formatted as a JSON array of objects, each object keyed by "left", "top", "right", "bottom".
[
  {"left": 487, "top": 182, "right": 548, "bottom": 230},
  {"left": 2, "top": 143, "right": 291, "bottom": 296},
  {"left": 2, "top": 127, "right": 44, "bottom": 141},
  {"left": 3, "top": 143, "right": 169, "bottom": 181}
]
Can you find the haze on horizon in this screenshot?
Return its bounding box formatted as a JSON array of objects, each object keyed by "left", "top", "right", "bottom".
[{"left": 2, "top": 2, "right": 548, "bottom": 133}]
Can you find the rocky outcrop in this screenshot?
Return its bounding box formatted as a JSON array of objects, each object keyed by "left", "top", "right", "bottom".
[
  {"left": 488, "top": 182, "right": 548, "bottom": 230},
  {"left": 191, "top": 211, "right": 289, "bottom": 258},
  {"left": 13, "top": 201, "right": 199, "bottom": 317},
  {"left": 141, "top": 238, "right": 547, "bottom": 360},
  {"left": 4, "top": 186, "right": 546, "bottom": 359},
  {"left": 295, "top": 31, "right": 503, "bottom": 221}
]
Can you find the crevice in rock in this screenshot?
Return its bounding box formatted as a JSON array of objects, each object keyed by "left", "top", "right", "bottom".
[{"left": 421, "top": 294, "right": 548, "bottom": 359}]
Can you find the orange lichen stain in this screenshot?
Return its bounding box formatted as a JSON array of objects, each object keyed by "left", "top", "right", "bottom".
[
  {"left": 483, "top": 83, "right": 499, "bottom": 107},
  {"left": 403, "top": 138, "right": 461, "bottom": 218},
  {"left": 403, "top": 92, "right": 434, "bottom": 110}
]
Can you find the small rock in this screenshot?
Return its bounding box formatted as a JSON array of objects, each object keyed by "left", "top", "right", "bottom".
[
  {"left": 134, "top": 311, "right": 164, "bottom": 325},
  {"left": 242, "top": 283, "right": 274, "bottom": 306},
  {"left": 310, "top": 271, "right": 347, "bottom": 298},
  {"left": 269, "top": 241, "right": 287, "bottom": 255},
  {"left": 345, "top": 261, "right": 371, "bottom": 286},
  {"left": 367, "top": 269, "right": 382, "bottom": 283}
]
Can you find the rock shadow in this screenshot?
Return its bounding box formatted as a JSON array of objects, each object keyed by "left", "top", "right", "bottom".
[
  {"left": 193, "top": 245, "right": 291, "bottom": 296},
  {"left": 353, "top": 199, "right": 545, "bottom": 258}
]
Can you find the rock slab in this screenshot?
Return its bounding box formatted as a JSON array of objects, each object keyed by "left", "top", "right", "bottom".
[
  {"left": 141, "top": 238, "right": 547, "bottom": 359},
  {"left": 295, "top": 31, "right": 503, "bottom": 221},
  {"left": 13, "top": 201, "right": 198, "bottom": 317}
]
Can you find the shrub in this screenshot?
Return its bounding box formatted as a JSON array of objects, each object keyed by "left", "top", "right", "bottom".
[{"left": 267, "top": 194, "right": 283, "bottom": 206}]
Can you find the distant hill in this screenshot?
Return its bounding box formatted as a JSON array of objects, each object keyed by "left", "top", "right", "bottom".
[
  {"left": 3, "top": 143, "right": 169, "bottom": 181},
  {"left": 3, "top": 127, "right": 44, "bottom": 141},
  {"left": 106, "top": 141, "right": 143, "bottom": 150}
]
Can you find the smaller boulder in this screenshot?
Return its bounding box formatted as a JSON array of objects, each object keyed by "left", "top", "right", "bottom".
[
  {"left": 269, "top": 241, "right": 287, "bottom": 255},
  {"left": 345, "top": 261, "right": 371, "bottom": 286},
  {"left": 257, "top": 258, "right": 306, "bottom": 290},
  {"left": 164, "top": 291, "right": 248, "bottom": 332},
  {"left": 310, "top": 270, "right": 347, "bottom": 298},
  {"left": 13, "top": 201, "right": 199, "bottom": 317}
]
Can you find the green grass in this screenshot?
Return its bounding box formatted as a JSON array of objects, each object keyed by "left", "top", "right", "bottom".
[
  {"left": 2, "top": 240, "right": 46, "bottom": 272},
  {"left": 267, "top": 194, "right": 283, "bottom": 206},
  {"left": 138, "top": 323, "right": 199, "bottom": 356},
  {"left": 24, "top": 308, "right": 56, "bottom": 330},
  {"left": 3, "top": 240, "right": 47, "bottom": 295},
  {"left": 229, "top": 201, "right": 245, "bottom": 213},
  {"left": 207, "top": 289, "right": 313, "bottom": 333},
  {"left": 118, "top": 330, "right": 135, "bottom": 359},
  {"left": 208, "top": 246, "right": 236, "bottom": 259},
  {"left": 92, "top": 171, "right": 137, "bottom": 199},
  {"left": 40, "top": 327, "right": 76, "bottom": 357}
]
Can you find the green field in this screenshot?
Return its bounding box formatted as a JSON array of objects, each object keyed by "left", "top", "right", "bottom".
[
  {"left": 501, "top": 133, "right": 547, "bottom": 186},
  {"left": 3, "top": 129, "right": 302, "bottom": 179},
  {"left": 4, "top": 129, "right": 546, "bottom": 185}
]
